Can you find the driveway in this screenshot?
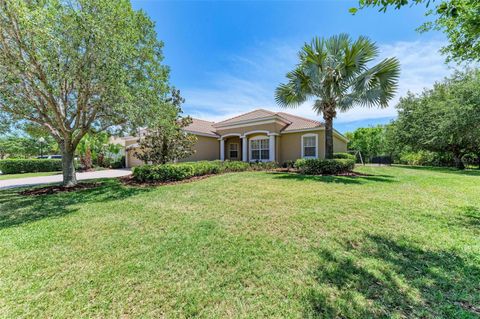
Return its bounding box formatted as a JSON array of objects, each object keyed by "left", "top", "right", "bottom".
[{"left": 0, "top": 169, "right": 132, "bottom": 190}]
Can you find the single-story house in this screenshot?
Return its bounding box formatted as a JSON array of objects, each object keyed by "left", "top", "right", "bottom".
[{"left": 123, "top": 109, "right": 348, "bottom": 167}]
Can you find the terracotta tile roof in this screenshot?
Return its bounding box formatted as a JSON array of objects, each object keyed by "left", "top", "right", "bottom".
[
  {"left": 182, "top": 109, "right": 325, "bottom": 136},
  {"left": 276, "top": 112, "right": 323, "bottom": 132},
  {"left": 213, "top": 109, "right": 278, "bottom": 127},
  {"left": 184, "top": 118, "right": 218, "bottom": 137}
]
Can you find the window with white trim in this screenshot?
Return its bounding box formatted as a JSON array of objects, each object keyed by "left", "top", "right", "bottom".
[
  {"left": 229, "top": 143, "right": 239, "bottom": 159},
  {"left": 250, "top": 137, "right": 269, "bottom": 161},
  {"left": 302, "top": 134, "right": 318, "bottom": 158}
]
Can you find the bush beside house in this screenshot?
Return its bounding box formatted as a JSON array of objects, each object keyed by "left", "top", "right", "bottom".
[
  {"left": 133, "top": 161, "right": 253, "bottom": 182},
  {"left": 295, "top": 158, "right": 355, "bottom": 175},
  {"left": 134, "top": 156, "right": 357, "bottom": 183}
]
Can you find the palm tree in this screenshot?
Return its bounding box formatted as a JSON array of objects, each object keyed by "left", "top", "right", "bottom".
[{"left": 275, "top": 34, "right": 400, "bottom": 159}]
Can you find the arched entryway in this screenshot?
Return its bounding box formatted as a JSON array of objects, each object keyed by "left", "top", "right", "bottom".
[{"left": 219, "top": 131, "right": 278, "bottom": 162}]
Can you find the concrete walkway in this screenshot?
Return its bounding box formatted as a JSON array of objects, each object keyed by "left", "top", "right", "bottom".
[{"left": 0, "top": 169, "right": 132, "bottom": 190}]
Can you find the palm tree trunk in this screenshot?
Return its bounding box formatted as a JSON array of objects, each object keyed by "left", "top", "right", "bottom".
[{"left": 324, "top": 115, "right": 334, "bottom": 159}]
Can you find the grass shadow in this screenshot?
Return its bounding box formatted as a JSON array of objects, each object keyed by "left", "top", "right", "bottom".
[
  {"left": 394, "top": 165, "right": 480, "bottom": 176},
  {"left": 0, "top": 179, "right": 153, "bottom": 229},
  {"left": 457, "top": 205, "right": 480, "bottom": 228},
  {"left": 305, "top": 234, "right": 480, "bottom": 318},
  {"left": 269, "top": 172, "right": 396, "bottom": 185}
]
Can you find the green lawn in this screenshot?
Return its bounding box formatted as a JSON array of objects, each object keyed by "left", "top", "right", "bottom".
[
  {"left": 0, "top": 171, "right": 61, "bottom": 180},
  {"left": 0, "top": 166, "right": 479, "bottom": 318}
]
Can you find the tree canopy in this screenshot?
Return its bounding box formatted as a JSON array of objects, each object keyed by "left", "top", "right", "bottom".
[
  {"left": 351, "top": 0, "right": 480, "bottom": 62},
  {"left": 346, "top": 126, "right": 388, "bottom": 162},
  {"left": 135, "top": 89, "right": 197, "bottom": 164},
  {"left": 0, "top": 0, "right": 170, "bottom": 185},
  {"left": 393, "top": 69, "right": 480, "bottom": 168}
]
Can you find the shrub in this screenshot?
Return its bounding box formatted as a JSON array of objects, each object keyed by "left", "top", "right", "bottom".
[
  {"left": 109, "top": 156, "right": 126, "bottom": 169},
  {"left": 222, "top": 160, "right": 250, "bottom": 172},
  {"left": 132, "top": 160, "right": 252, "bottom": 182},
  {"left": 0, "top": 159, "right": 63, "bottom": 174},
  {"left": 189, "top": 161, "right": 221, "bottom": 176},
  {"left": 333, "top": 152, "right": 356, "bottom": 161},
  {"left": 249, "top": 161, "right": 279, "bottom": 171},
  {"left": 398, "top": 151, "right": 454, "bottom": 167},
  {"left": 294, "top": 158, "right": 355, "bottom": 175},
  {"left": 133, "top": 163, "right": 195, "bottom": 182},
  {"left": 282, "top": 160, "right": 296, "bottom": 169}
]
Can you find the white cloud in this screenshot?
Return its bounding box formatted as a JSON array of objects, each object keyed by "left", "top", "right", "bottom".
[{"left": 182, "top": 39, "right": 454, "bottom": 124}]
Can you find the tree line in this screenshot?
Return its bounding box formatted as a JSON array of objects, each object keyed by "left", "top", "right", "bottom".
[{"left": 347, "top": 70, "right": 480, "bottom": 169}]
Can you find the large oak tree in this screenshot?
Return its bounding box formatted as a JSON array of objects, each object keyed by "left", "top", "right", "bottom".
[
  {"left": 0, "top": 0, "right": 170, "bottom": 185},
  {"left": 394, "top": 70, "right": 480, "bottom": 169}
]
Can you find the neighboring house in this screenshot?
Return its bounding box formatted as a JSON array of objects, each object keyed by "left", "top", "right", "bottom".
[{"left": 123, "top": 109, "right": 348, "bottom": 167}]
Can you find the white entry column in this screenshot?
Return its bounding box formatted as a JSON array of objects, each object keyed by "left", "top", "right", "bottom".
[
  {"left": 242, "top": 136, "right": 248, "bottom": 162},
  {"left": 219, "top": 138, "right": 225, "bottom": 161},
  {"left": 268, "top": 134, "right": 275, "bottom": 162}
]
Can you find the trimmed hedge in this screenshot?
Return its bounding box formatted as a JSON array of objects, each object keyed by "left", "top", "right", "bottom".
[
  {"left": 133, "top": 160, "right": 252, "bottom": 182},
  {"left": 249, "top": 161, "right": 278, "bottom": 171},
  {"left": 0, "top": 159, "right": 63, "bottom": 174},
  {"left": 133, "top": 164, "right": 195, "bottom": 182},
  {"left": 294, "top": 158, "right": 355, "bottom": 175},
  {"left": 223, "top": 161, "right": 251, "bottom": 172}
]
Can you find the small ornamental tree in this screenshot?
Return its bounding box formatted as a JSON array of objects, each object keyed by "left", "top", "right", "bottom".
[
  {"left": 134, "top": 89, "right": 197, "bottom": 164},
  {"left": 0, "top": 0, "right": 170, "bottom": 186}
]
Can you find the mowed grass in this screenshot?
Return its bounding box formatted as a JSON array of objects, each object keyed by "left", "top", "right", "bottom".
[
  {"left": 0, "top": 166, "right": 479, "bottom": 318},
  {"left": 0, "top": 171, "right": 61, "bottom": 180}
]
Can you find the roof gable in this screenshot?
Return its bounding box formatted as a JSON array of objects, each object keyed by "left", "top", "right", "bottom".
[
  {"left": 213, "top": 109, "right": 285, "bottom": 127},
  {"left": 184, "top": 118, "right": 218, "bottom": 137},
  {"left": 183, "top": 109, "right": 327, "bottom": 136},
  {"left": 276, "top": 112, "right": 323, "bottom": 132}
]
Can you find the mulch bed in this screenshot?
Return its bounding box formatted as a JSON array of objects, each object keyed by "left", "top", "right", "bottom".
[
  {"left": 119, "top": 174, "right": 215, "bottom": 187},
  {"left": 19, "top": 182, "right": 101, "bottom": 196}
]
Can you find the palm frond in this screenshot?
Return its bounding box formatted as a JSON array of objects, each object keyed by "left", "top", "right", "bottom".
[
  {"left": 276, "top": 34, "right": 400, "bottom": 114},
  {"left": 339, "top": 57, "right": 400, "bottom": 111},
  {"left": 275, "top": 68, "right": 311, "bottom": 108},
  {"left": 275, "top": 83, "right": 306, "bottom": 108}
]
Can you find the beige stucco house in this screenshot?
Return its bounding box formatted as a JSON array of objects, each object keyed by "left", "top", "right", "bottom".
[{"left": 123, "top": 109, "right": 348, "bottom": 168}]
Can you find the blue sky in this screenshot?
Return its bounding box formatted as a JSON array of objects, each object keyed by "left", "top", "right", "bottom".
[{"left": 132, "top": 0, "right": 453, "bottom": 133}]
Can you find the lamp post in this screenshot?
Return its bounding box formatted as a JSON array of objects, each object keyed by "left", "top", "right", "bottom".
[{"left": 38, "top": 137, "right": 45, "bottom": 158}]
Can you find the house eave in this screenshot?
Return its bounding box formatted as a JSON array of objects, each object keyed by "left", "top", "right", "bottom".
[
  {"left": 280, "top": 127, "right": 349, "bottom": 143},
  {"left": 213, "top": 115, "right": 291, "bottom": 129},
  {"left": 183, "top": 130, "right": 219, "bottom": 138}
]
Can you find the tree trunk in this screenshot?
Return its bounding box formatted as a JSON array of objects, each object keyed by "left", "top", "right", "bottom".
[
  {"left": 477, "top": 152, "right": 480, "bottom": 169},
  {"left": 61, "top": 148, "right": 77, "bottom": 187},
  {"left": 453, "top": 154, "right": 465, "bottom": 170},
  {"left": 324, "top": 115, "right": 334, "bottom": 159}
]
